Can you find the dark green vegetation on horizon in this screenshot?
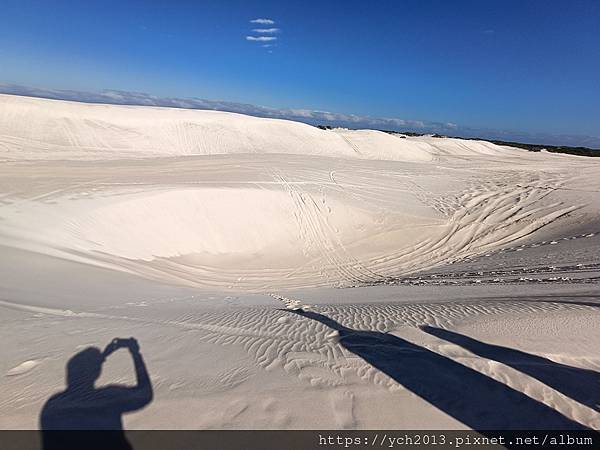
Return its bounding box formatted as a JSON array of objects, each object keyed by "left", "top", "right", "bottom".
[
  {"left": 317, "top": 126, "right": 599, "bottom": 157},
  {"left": 397, "top": 130, "right": 600, "bottom": 157},
  {"left": 481, "top": 140, "right": 600, "bottom": 157}
]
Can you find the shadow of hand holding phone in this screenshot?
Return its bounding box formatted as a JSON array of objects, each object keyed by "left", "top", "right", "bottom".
[{"left": 40, "top": 337, "right": 153, "bottom": 450}]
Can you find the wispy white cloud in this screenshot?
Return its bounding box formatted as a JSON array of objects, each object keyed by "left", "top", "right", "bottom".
[
  {"left": 247, "top": 18, "right": 279, "bottom": 49},
  {"left": 250, "top": 18, "right": 274, "bottom": 25},
  {"left": 246, "top": 36, "right": 277, "bottom": 42},
  {"left": 252, "top": 28, "right": 279, "bottom": 33}
]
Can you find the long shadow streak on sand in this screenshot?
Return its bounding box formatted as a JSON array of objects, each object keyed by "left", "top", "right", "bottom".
[
  {"left": 286, "top": 310, "right": 589, "bottom": 430},
  {"left": 480, "top": 294, "right": 600, "bottom": 309},
  {"left": 540, "top": 300, "right": 600, "bottom": 309},
  {"left": 421, "top": 326, "right": 600, "bottom": 412},
  {"left": 40, "top": 338, "right": 153, "bottom": 450}
]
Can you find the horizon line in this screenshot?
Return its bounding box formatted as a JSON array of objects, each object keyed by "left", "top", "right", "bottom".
[{"left": 1, "top": 82, "right": 598, "bottom": 150}]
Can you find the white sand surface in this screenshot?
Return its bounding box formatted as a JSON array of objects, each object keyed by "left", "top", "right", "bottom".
[{"left": 0, "top": 94, "right": 598, "bottom": 430}]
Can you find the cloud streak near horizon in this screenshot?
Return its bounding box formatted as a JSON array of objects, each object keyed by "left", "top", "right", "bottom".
[{"left": 0, "top": 83, "right": 598, "bottom": 149}]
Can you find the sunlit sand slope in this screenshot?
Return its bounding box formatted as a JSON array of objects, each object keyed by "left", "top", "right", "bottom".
[{"left": 1, "top": 94, "right": 599, "bottom": 290}]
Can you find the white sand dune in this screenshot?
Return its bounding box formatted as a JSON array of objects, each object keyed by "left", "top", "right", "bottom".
[
  {"left": 0, "top": 94, "right": 599, "bottom": 431},
  {"left": 1, "top": 93, "right": 510, "bottom": 163},
  {"left": 1, "top": 94, "right": 599, "bottom": 290}
]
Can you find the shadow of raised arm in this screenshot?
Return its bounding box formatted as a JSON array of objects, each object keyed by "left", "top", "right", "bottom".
[{"left": 102, "top": 338, "right": 154, "bottom": 413}]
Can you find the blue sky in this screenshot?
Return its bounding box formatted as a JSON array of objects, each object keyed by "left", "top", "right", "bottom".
[{"left": 1, "top": 0, "right": 599, "bottom": 145}]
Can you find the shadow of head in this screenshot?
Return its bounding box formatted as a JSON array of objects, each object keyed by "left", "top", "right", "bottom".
[{"left": 66, "top": 347, "right": 104, "bottom": 389}]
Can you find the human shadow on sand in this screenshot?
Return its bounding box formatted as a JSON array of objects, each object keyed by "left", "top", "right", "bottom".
[
  {"left": 287, "top": 309, "right": 589, "bottom": 430},
  {"left": 40, "top": 337, "right": 153, "bottom": 450},
  {"left": 421, "top": 325, "right": 600, "bottom": 412}
]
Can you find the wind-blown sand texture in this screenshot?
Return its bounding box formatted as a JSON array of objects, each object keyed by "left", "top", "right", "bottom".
[{"left": 0, "top": 94, "right": 598, "bottom": 430}]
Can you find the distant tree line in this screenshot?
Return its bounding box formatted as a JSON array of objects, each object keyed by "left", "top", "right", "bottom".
[
  {"left": 316, "top": 125, "right": 600, "bottom": 157},
  {"left": 477, "top": 139, "right": 600, "bottom": 157}
]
